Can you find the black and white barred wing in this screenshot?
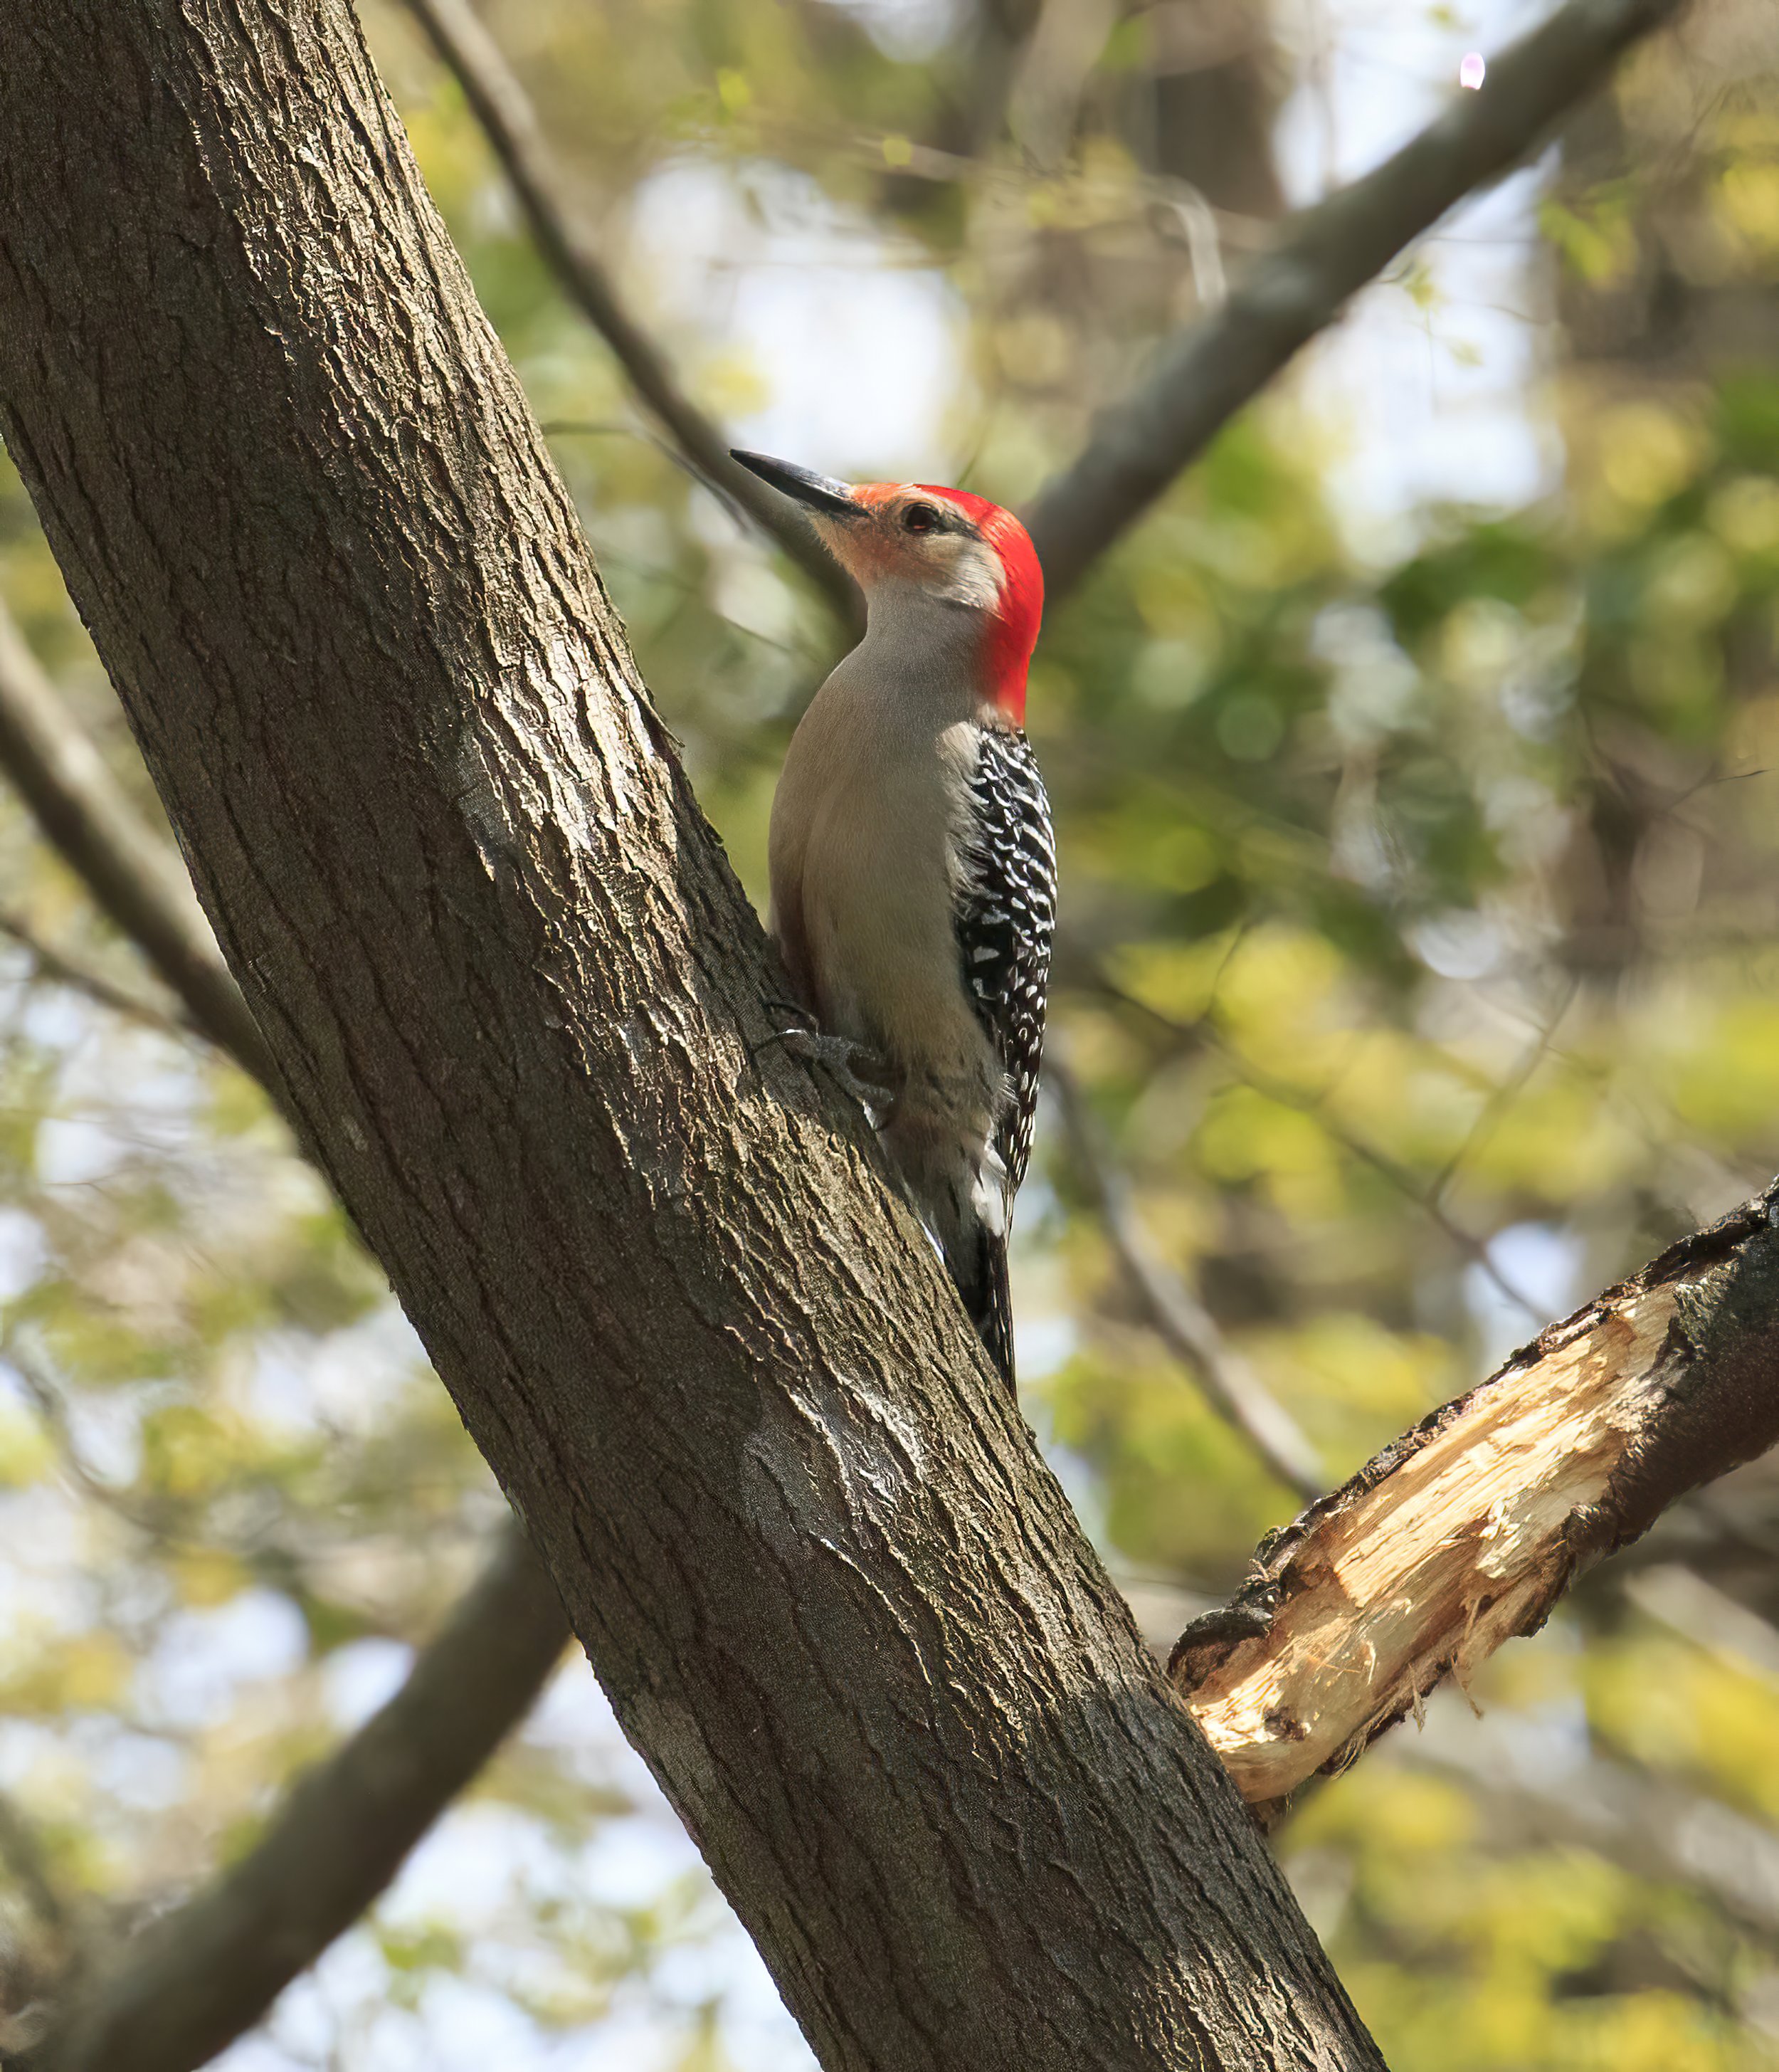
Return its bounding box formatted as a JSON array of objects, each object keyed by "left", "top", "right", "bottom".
[{"left": 954, "top": 725, "right": 1056, "bottom": 1210}]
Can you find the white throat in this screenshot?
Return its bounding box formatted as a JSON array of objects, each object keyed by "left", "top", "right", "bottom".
[{"left": 857, "top": 578, "right": 991, "bottom": 683}]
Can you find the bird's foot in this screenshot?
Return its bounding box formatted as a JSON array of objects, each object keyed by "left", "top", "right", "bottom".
[{"left": 771, "top": 1026, "right": 892, "bottom": 1117}]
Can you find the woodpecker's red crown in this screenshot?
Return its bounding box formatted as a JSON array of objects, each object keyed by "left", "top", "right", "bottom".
[{"left": 732, "top": 450, "right": 1044, "bottom": 726}]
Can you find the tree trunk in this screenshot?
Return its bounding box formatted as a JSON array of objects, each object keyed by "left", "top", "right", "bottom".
[{"left": 0, "top": 6, "right": 1382, "bottom": 2068}]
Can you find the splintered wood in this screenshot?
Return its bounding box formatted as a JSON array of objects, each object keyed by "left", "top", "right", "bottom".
[{"left": 1173, "top": 1269, "right": 1714, "bottom": 1807}]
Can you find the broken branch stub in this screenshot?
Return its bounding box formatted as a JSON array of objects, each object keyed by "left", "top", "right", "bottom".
[{"left": 1171, "top": 1180, "right": 1779, "bottom": 1809}]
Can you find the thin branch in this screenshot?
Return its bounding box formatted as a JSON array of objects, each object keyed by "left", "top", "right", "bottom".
[
  {"left": 0, "top": 602, "right": 277, "bottom": 1088},
  {"left": 0, "top": 908, "right": 194, "bottom": 1042},
  {"left": 6, "top": 1337, "right": 171, "bottom": 1538},
  {"left": 823, "top": 130, "right": 1272, "bottom": 250},
  {"left": 1023, "top": 0, "right": 1690, "bottom": 597},
  {"left": 1088, "top": 967, "right": 1546, "bottom": 1321},
  {"left": 1050, "top": 1053, "right": 1324, "bottom": 1502},
  {"left": 0, "top": 1782, "right": 83, "bottom": 2056},
  {"left": 1428, "top": 976, "right": 1579, "bottom": 1207},
  {"left": 1620, "top": 1561, "right": 1779, "bottom": 1683},
  {"left": 1171, "top": 1177, "right": 1779, "bottom": 1811},
  {"left": 28, "top": 1520, "right": 570, "bottom": 2072},
  {"left": 400, "top": 0, "right": 858, "bottom": 624},
  {"left": 1206, "top": 1034, "right": 1547, "bottom": 1324}
]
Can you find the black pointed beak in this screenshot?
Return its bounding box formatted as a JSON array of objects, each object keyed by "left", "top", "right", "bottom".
[{"left": 730, "top": 449, "right": 860, "bottom": 519}]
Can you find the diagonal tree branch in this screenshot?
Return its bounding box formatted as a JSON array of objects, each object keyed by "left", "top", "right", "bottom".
[
  {"left": 1023, "top": 0, "right": 1689, "bottom": 597},
  {"left": 1089, "top": 965, "right": 1548, "bottom": 1320},
  {"left": 1203, "top": 1033, "right": 1547, "bottom": 1324},
  {"left": 400, "top": 0, "right": 858, "bottom": 623},
  {"left": 8, "top": 0, "right": 1756, "bottom": 2058},
  {"left": 1171, "top": 1179, "right": 1779, "bottom": 1812},
  {"left": 404, "top": 0, "right": 1684, "bottom": 624},
  {"left": 1405, "top": 1735, "right": 1779, "bottom": 1945},
  {"left": 0, "top": 1789, "right": 78, "bottom": 1954},
  {"left": 28, "top": 1521, "right": 568, "bottom": 2072}
]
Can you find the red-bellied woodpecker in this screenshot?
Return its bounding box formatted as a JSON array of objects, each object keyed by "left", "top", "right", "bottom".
[{"left": 733, "top": 448, "right": 1054, "bottom": 1393}]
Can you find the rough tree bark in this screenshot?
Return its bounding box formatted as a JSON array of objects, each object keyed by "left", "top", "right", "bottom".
[{"left": 0, "top": 6, "right": 1383, "bottom": 2069}]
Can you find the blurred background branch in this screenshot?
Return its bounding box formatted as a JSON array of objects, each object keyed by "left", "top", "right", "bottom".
[
  {"left": 402, "top": 0, "right": 861, "bottom": 624},
  {"left": 1024, "top": 0, "right": 1694, "bottom": 596},
  {"left": 24, "top": 1523, "right": 567, "bottom": 2072},
  {"left": 410, "top": 0, "right": 1691, "bottom": 621},
  {"left": 1050, "top": 1051, "right": 1326, "bottom": 1500},
  {"left": 0, "top": 604, "right": 275, "bottom": 1084}
]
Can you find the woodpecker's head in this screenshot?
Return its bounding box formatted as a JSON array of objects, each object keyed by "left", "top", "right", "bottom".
[{"left": 732, "top": 449, "right": 1044, "bottom": 725}]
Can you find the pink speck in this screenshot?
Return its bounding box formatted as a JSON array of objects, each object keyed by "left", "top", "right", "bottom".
[{"left": 1459, "top": 51, "right": 1486, "bottom": 90}]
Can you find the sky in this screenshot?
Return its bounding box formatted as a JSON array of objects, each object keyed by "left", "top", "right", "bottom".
[{"left": 1273, "top": 0, "right": 1565, "bottom": 545}]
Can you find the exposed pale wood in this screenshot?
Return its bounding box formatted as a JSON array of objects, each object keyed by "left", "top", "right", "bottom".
[{"left": 1174, "top": 1183, "right": 1779, "bottom": 1807}]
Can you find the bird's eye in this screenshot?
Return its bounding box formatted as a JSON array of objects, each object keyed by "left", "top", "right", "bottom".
[{"left": 903, "top": 502, "right": 940, "bottom": 535}]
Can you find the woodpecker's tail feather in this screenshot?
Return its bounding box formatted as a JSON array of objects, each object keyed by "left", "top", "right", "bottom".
[
  {"left": 880, "top": 1083, "right": 1018, "bottom": 1392},
  {"left": 955, "top": 1226, "right": 1016, "bottom": 1394}
]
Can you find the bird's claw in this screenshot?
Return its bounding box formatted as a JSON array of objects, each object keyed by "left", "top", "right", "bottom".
[{"left": 773, "top": 1026, "right": 890, "bottom": 1117}]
